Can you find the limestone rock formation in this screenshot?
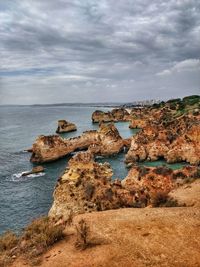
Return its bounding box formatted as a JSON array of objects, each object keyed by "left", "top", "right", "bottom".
[
  {"left": 49, "top": 151, "right": 200, "bottom": 219},
  {"left": 21, "top": 166, "right": 44, "bottom": 176},
  {"left": 92, "top": 108, "right": 130, "bottom": 123},
  {"left": 128, "top": 108, "right": 158, "bottom": 129},
  {"left": 56, "top": 120, "right": 77, "bottom": 133},
  {"left": 167, "top": 124, "right": 200, "bottom": 165},
  {"left": 92, "top": 110, "right": 113, "bottom": 123},
  {"left": 88, "top": 123, "right": 124, "bottom": 156},
  {"left": 126, "top": 115, "right": 200, "bottom": 165},
  {"left": 123, "top": 165, "right": 199, "bottom": 207},
  {"left": 31, "top": 135, "right": 72, "bottom": 163},
  {"left": 129, "top": 118, "right": 147, "bottom": 129},
  {"left": 111, "top": 108, "right": 131, "bottom": 121},
  {"left": 30, "top": 123, "right": 124, "bottom": 163},
  {"left": 49, "top": 151, "right": 133, "bottom": 219}
]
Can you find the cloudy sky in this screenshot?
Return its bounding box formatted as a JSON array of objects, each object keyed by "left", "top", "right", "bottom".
[{"left": 0, "top": 0, "right": 200, "bottom": 104}]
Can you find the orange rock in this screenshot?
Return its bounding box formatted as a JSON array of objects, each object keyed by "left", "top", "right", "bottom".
[
  {"left": 126, "top": 115, "right": 200, "bottom": 165},
  {"left": 31, "top": 123, "right": 124, "bottom": 163}
]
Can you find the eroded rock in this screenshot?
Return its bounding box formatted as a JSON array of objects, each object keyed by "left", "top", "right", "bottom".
[
  {"left": 56, "top": 120, "right": 77, "bottom": 133},
  {"left": 48, "top": 151, "right": 133, "bottom": 219},
  {"left": 92, "top": 108, "right": 130, "bottom": 123},
  {"left": 126, "top": 115, "right": 200, "bottom": 165},
  {"left": 31, "top": 123, "right": 124, "bottom": 163},
  {"left": 49, "top": 151, "right": 200, "bottom": 219},
  {"left": 21, "top": 166, "right": 44, "bottom": 176}
]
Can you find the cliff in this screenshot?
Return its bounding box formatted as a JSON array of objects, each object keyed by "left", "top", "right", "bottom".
[
  {"left": 49, "top": 150, "right": 199, "bottom": 220},
  {"left": 48, "top": 151, "right": 133, "bottom": 219},
  {"left": 126, "top": 115, "right": 200, "bottom": 165}
]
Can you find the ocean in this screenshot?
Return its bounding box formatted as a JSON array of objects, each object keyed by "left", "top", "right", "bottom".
[{"left": 0, "top": 105, "right": 186, "bottom": 234}]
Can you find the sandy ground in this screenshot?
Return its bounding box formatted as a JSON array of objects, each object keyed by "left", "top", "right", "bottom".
[
  {"left": 11, "top": 180, "right": 200, "bottom": 267},
  {"left": 169, "top": 180, "right": 200, "bottom": 207},
  {"left": 12, "top": 206, "right": 200, "bottom": 267}
]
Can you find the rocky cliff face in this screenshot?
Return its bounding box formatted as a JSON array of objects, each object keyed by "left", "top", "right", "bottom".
[
  {"left": 92, "top": 108, "right": 130, "bottom": 123},
  {"left": 31, "top": 123, "right": 124, "bottom": 163},
  {"left": 49, "top": 151, "right": 199, "bottom": 219},
  {"left": 89, "top": 123, "right": 124, "bottom": 156},
  {"left": 48, "top": 151, "right": 133, "bottom": 219},
  {"left": 126, "top": 115, "right": 200, "bottom": 165},
  {"left": 167, "top": 124, "right": 200, "bottom": 164},
  {"left": 129, "top": 107, "right": 172, "bottom": 129},
  {"left": 56, "top": 120, "right": 77, "bottom": 133},
  {"left": 122, "top": 165, "right": 199, "bottom": 206}
]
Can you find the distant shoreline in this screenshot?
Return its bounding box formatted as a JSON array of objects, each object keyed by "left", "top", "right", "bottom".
[{"left": 0, "top": 102, "right": 155, "bottom": 108}]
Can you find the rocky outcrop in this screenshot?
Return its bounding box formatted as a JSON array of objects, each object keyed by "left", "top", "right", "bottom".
[
  {"left": 56, "top": 120, "right": 77, "bottom": 133},
  {"left": 88, "top": 123, "right": 124, "bottom": 156},
  {"left": 129, "top": 107, "right": 170, "bottom": 129},
  {"left": 30, "top": 135, "right": 74, "bottom": 163},
  {"left": 31, "top": 123, "right": 124, "bottom": 163},
  {"left": 92, "top": 108, "right": 130, "bottom": 123},
  {"left": 122, "top": 165, "right": 174, "bottom": 196},
  {"left": 21, "top": 166, "right": 44, "bottom": 176},
  {"left": 111, "top": 108, "right": 131, "bottom": 121},
  {"left": 167, "top": 124, "right": 200, "bottom": 164},
  {"left": 126, "top": 115, "right": 200, "bottom": 165},
  {"left": 49, "top": 151, "right": 200, "bottom": 219},
  {"left": 92, "top": 110, "right": 113, "bottom": 123},
  {"left": 49, "top": 151, "right": 133, "bottom": 219},
  {"left": 129, "top": 119, "right": 148, "bottom": 129},
  {"left": 122, "top": 165, "right": 199, "bottom": 206}
]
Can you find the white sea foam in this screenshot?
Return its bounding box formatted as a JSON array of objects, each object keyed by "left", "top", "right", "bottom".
[
  {"left": 95, "top": 155, "right": 104, "bottom": 159},
  {"left": 11, "top": 172, "right": 45, "bottom": 182}
]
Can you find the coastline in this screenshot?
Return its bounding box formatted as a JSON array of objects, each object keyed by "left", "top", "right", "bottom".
[{"left": 0, "top": 95, "right": 200, "bottom": 267}]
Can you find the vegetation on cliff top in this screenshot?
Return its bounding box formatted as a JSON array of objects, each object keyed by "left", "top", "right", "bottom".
[
  {"left": 152, "top": 95, "right": 200, "bottom": 116},
  {"left": 0, "top": 217, "right": 65, "bottom": 266}
]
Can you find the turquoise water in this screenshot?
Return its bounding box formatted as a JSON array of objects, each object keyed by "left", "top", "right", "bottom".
[
  {"left": 0, "top": 105, "right": 186, "bottom": 234},
  {"left": 96, "top": 154, "right": 187, "bottom": 180},
  {"left": 138, "top": 160, "right": 187, "bottom": 170}
]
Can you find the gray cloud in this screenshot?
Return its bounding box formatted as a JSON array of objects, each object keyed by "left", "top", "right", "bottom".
[{"left": 0, "top": 0, "right": 199, "bottom": 104}]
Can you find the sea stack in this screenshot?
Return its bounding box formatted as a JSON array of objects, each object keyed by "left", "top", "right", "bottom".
[{"left": 56, "top": 120, "right": 77, "bottom": 133}]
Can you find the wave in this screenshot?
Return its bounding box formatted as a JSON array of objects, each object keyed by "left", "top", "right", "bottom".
[
  {"left": 10, "top": 172, "right": 45, "bottom": 182},
  {"left": 14, "top": 150, "right": 31, "bottom": 155},
  {"left": 95, "top": 155, "right": 104, "bottom": 159}
]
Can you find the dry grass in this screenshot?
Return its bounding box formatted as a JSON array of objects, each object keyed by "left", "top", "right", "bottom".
[
  {"left": 75, "top": 219, "right": 90, "bottom": 250},
  {"left": 75, "top": 218, "right": 104, "bottom": 250},
  {"left": 0, "top": 216, "right": 65, "bottom": 267},
  {"left": 21, "top": 217, "right": 65, "bottom": 265},
  {"left": 0, "top": 231, "right": 18, "bottom": 253},
  {"left": 151, "top": 192, "right": 179, "bottom": 207},
  {"left": 0, "top": 231, "right": 19, "bottom": 267}
]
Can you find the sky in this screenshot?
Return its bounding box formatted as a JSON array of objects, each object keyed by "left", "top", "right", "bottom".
[{"left": 0, "top": 0, "right": 200, "bottom": 104}]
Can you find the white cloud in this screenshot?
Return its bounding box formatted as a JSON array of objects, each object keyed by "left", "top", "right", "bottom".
[
  {"left": 173, "top": 59, "right": 200, "bottom": 71},
  {"left": 0, "top": 0, "right": 200, "bottom": 104},
  {"left": 156, "top": 59, "right": 200, "bottom": 76}
]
